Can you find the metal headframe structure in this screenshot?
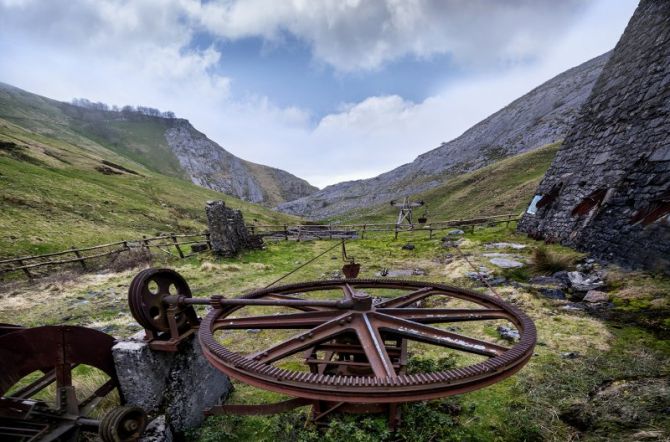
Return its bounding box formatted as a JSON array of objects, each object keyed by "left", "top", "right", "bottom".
[{"left": 390, "top": 197, "right": 425, "bottom": 226}]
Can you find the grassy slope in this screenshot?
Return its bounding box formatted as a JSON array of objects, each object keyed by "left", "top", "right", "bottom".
[
  {"left": 337, "top": 142, "right": 561, "bottom": 224},
  {"left": 0, "top": 83, "right": 318, "bottom": 208},
  {"left": 0, "top": 83, "right": 188, "bottom": 179},
  {"left": 2, "top": 226, "right": 667, "bottom": 441},
  {"left": 0, "top": 116, "right": 298, "bottom": 257}
]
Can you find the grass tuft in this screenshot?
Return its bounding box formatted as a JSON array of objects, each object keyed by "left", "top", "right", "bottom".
[{"left": 530, "top": 246, "right": 575, "bottom": 274}]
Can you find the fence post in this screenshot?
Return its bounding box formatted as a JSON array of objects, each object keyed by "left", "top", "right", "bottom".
[
  {"left": 142, "top": 236, "right": 151, "bottom": 253},
  {"left": 16, "top": 259, "right": 33, "bottom": 280},
  {"left": 394, "top": 224, "right": 399, "bottom": 240},
  {"left": 205, "top": 232, "right": 212, "bottom": 250},
  {"left": 71, "top": 246, "right": 86, "bottom": 270},
  {"left": 429, "top": 227, "right": 433, "bottom": 239},
  {"left": 284, "top": 224, "right": 288, "bottom": 241},
  {"left": 171, "top": 235, "right": 185, "bottom": 259},
  {"left": 362, "top": 224, "right": 366, "bottom": 240},
  {"left": 329, "top": 224, "right": 333, "bottom": 240}
]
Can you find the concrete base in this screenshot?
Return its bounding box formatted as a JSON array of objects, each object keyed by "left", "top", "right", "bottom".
[{"left": 112, "top": 333, "right": 232, "bottom": 434}]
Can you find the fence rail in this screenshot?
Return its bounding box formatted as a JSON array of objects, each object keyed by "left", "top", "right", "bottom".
[
  {"left": 0, "top": 233, "right": 212, "bottom": 279},
  {"left": 250, "top": 213, "right": 519, "bottom": 240},
  {"left": 0, "top": 213, "right": 519, "bottom": 280}
]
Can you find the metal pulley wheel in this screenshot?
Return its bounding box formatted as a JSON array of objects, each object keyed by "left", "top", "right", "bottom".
[
  {"left": 198, "top": 279, "right": 536, "bottom": 403},
  {"left": 128, "top": 268, "right": 199, "bottom": 333},
  {"left": 99, "top": 406, "right": 148, "bottom": 442}
]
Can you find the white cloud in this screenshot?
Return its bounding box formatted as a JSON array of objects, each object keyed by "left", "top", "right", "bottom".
[
  {"left": 196, "top": 0, "right": 588, "bottom": 72},
  {"left": 216, "top": 0, "right": 638, "bottom": 188},
  {"left": 0, "top": 0, "right": 638, "bottom": 190}
]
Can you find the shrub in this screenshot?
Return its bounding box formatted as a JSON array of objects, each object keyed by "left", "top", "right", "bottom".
[
  {"left": 109, "top": 248, "right": 152, "bottom": 272},
  {"left": 530, "top": 246, "right": 575, "bottom": 274}
]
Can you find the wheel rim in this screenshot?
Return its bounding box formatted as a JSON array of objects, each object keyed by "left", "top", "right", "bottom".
[
  {"left": 128, "top": 268, "right": 196, "bottom": 333},
  {"left": 198, "top": 279, "right": 536, "bottom": 403}
]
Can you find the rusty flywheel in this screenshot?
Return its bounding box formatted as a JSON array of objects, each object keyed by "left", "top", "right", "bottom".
[
  {"left": 0, "top": 325, "right": 147, "bottom": 441},
  {"left": 128, "top": 269, "right": 536, "bottom": 405}
]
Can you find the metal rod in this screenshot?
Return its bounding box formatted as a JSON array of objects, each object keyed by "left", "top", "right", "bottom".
[{"left": 164, "top": 295, "right": 352, "bottom": 309}]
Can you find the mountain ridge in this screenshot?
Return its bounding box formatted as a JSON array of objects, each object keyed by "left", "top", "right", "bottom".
[
  {"left": 0, "top": 82, "right": 317, "bottom": 206},
  {"left": 277, "top": 51, "right": 611, "bottom": 219}
]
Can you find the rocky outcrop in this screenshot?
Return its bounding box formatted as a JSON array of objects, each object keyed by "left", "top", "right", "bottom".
[
  {"left": 0, "top": 81, "right": 317, "bottom": 207},
  {"left": 205, "top": 200, "right": 263, "bottom": 256},
  {"left": 519, "top": 0, "right": 670, "bottom": 274},
  {"left": 278, "top": 52, "right": 610, "bottom": 219},
  {"left": 165, "top": 121, "right": 316, "bottom": 206}
]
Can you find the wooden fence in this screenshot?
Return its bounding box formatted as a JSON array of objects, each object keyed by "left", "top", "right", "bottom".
[
  {"left": 0, "top": 213, "right": 519, "bottom": 280},
  {"left": 0, "top": 233, "right": 211, "bottom": 279},
  {"left": 249, "top": 213, "right": 519, "bottom": 241}
]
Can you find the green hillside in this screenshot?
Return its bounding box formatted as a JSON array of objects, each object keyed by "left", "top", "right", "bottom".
[
  {"left": 0, "top": 82, "right": 191, "bottom": 179},
  {"left": 338, "top": 142, "right": 560, "bottom": 224},
  {"left": 0, "top": 105, "right": 298, "bottom": 258}
]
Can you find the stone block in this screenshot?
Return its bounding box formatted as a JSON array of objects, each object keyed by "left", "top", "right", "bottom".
[
  {"left": 112, "top": 341, "right": 172, "bottom": 412},
  {"left": 164, "top": 338, "right": 232, "bottom": 432},
  {"left": 112, "top": 335, "right": 232, "bottom": 434}
]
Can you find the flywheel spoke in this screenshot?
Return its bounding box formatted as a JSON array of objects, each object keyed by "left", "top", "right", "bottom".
[
  {"left": 375, "top": 308, "right": 512, "bottom": 324},
  {"left": 374, "top": 287, "right": 442, "bottom": 308},
  {"left": 213, "top": 310, "right": 342, "bottom": 330},
  {"left": 372, "top": 312, "right": 509, "bottom": 357},
  {"left": 352, "top": 314, "right": 397, "bottom": 379},
  {"left": 251, "top": 313, "right": 351, "bottom": 364},
  {"left": 341, "top": 284, "right": 356, "bottom": 300}
]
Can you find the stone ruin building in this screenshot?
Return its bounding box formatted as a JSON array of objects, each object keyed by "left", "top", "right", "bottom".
[
  {"left": 519, "top": 0, "right": 670, "bottom": 274},
  {"left": 205, "top": 200, "right": 263, "bottom": 256}
]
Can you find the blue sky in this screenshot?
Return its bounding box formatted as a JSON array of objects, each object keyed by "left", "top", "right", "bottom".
[
  {"left": 205, "top": 32, "right": 467, "bottom": 122},
  {"left": 0, "top": 0, "right": 638, "bottom": 188}
]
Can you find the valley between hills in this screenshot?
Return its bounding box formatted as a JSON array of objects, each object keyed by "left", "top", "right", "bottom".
[{"left": 0, "top": 27, "right": 668, "bottom": 442}]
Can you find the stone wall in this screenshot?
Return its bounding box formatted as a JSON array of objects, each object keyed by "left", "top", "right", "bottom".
[
  {"left": 518, "top": 0, "right": 670, "bottom": 274},
  {"left": 205, "top": 200, "right": 263, "bottom": 257}
]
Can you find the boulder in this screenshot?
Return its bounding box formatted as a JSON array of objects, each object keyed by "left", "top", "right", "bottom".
[
  {"left": 447, "top": 229, "right": 465, "bottom": 236},
  {"left": 529, "top": 275, "right": 563, "bottom": 286},
  {"left": 561, "top": 351, "right": 580, "bottom": 359},
  {"left": 489, "top": 258, "right": 524, "bottom": 269},
  {"left": 497, "top": 325, "right": 520, "bottom": 342},
  {"left": 485, "top": 242, "right": 527, "bottom": 250},
  {"left": 538, "top": 288, "right": 566, "bottom": 300},
  {"left": 583, "top": 290, "right": 609, "bottom": 303},
  {"left": 568, "top": 271, "right": 605, "bottom": 291},
  {"left": 402, "top": 243, "right": 415, "bottom": 250},
  {"left": 190, "top": 243, "right": 208, "bottom": 253}
]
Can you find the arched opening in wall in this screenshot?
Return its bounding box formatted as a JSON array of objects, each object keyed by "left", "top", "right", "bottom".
[
  {"left": 571, "top": 188, "right": 608, "bottom": 217},
  {"left": 537, "top": 183, "right": 563, "bottom": 209},
  {"left": 526, "top": 182, "right": 563, "bottom": 215},
  {"left": 630, "top": 191, "right": 670, "bottom": 226}
]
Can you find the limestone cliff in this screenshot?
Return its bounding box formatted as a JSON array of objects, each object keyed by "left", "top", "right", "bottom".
[
  {"left": 278, "top": 52, "right": 610, "bottom": 219},
  {"left": 165, "top": 121, "right": 316, "bottom": 206}
]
